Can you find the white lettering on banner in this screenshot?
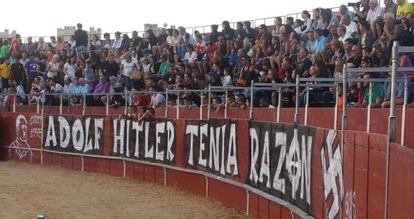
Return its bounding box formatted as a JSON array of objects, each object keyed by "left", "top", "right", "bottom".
[
  {"left": 209, "top": 126, "right": 221, "bottom": 172},
  {"left": 321, "top": 130, "right": 344, "bottom": 219},
  {"left": 166, "top": 121, "right": 175, "bottom": 162},
  {"left": 273, "top": 132, "right": 286, "bottom": 194},
  {"left": 45, "top": 116, "right": 57, "bottom": 147},
  {"left": 113, "top": 119, "right": 125, "bottom": 154},
  {"left": 226, "top": 123, "right": 238, "bottom": 175},
  {"left": 248, "top": 124, "right": 313, "bottom": 208},
  {"left": 249, "top": 128, "right": 259, "bottom": 183},
  {"left": 155, "top": 122, "right": 165, "bottom": 161},
  {"left": 144, "top": 122, "right": 154, "bottom": 159},
  {"left": 125, "top": 120, "right": 131, "bottom": 157},
  {"left": 199, "top": 124, "right": 208, "bottom": 167},
  {"left": 94, "top": 118, "right": 104, "bottom": 151},
  {"left": 185, "top": 122, "right": 238, "bottom": 176},
  {"left": 43, "top": 116, "right": 104, "bottom": 153},
  {"left": 72, "top": 119, "right": 84, "bottom": 152},
  {"left": 58, "top": 116, "right": 70, "bottom": 148},
  {"left": 186, "top": 124, "right": 198, "bottom": 166},
  {"left": 259, "top": 131, "right": 271, "bottom": 188},
  {"left": 132, "top": 121, "right": 143, "bottom": 158},
  {"left": 111, "top": 119, "right": 176, "bottom": 163}
]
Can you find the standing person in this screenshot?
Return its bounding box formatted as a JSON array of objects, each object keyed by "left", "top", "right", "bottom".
[
  {"left": 74, "top": 23, "right": 88, "bottom": 58},
  {"left": 120, "top": 53, "right": 136, "bottom": 87},
  {"left": 10, "top": 56, "right": 26, "bottom": 86}
]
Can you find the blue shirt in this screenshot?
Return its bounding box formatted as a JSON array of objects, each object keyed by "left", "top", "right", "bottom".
[
  {"left": 315, "top": 36, "right": 327, "bottom": 52},
  {"left": 25, "top": 60, "right": 40, "bottom": 79}
]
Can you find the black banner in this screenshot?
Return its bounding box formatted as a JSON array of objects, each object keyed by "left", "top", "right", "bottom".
[
  {"left": 184, "top": 119, "right": 238, "bottom": 177},
  {"left": 111, "top": 117, "right": 176, "bottom": 164},
  {"left": 248, "top": 121, "right": 315, "bottom": 215},
  {"left": 43, "top": 115, "right": 104, "bottom": 154}
]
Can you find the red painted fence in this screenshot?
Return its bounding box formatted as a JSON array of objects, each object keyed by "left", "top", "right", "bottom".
[{"left": 0, "top": 107, "right": 413, "bottom": 219}]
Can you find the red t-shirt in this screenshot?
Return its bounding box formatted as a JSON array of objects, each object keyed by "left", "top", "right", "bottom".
[{"left": 133, "top": 94, "right": 149, "bottom": 107}]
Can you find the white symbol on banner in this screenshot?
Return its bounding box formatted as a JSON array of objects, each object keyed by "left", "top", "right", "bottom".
[
  {"left": 29, "top": 115, "right": 43, "bottom": 139},
  {"left": 344, "top": 190, "right": 356, "bottom": 219},
  {"left": 321, "top": 130, "right": 344, "bottom": 219},
  {"left": 9, "top": 115, "right": 33, "bottom": 159}
]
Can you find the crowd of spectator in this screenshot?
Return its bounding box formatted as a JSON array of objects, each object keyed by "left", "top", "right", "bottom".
[{"left": 1, "top": 0, "right": 414, "bottom": 112}]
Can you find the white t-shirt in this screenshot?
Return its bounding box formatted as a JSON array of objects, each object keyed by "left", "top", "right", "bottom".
[
  {"left": 345, "top": 22, "right": 358, "bottom": 38},
  {"left": 367, "top": 6, "right": 385, "bottom": 23},
  {"left": 122, "top": 60, "right": 135, "bottom": 78},
  {"left": 64, "top": 63, "right": 76, "bottom": 80},
  {"left": 184, "top": 51, "right": 197, "bottom": 64}
]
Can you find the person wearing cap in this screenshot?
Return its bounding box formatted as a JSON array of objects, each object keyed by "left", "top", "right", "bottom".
[
  {"left": 112, "top": 31, "right": 123, "bottom": 50},
  {"left": 74, "top": 23, "right": 88, "bottom": 58}
]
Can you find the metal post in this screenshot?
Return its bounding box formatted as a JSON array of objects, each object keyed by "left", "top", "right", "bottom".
[
  {"left": 277, "top": 87, "right": 282, "bottom": 123},
  {"left": 342, "top": 65, "right": 348, "bottom": 130},
  {"left": 367, "top": 82, "right": 373, "bottom": 133},
  {"left": 207, "top": 85, "right": 211, "bottom": 120},
  {"left": 249, "top": 81, "right": 254, "bottom": 120},
  {"left": 176, "top": 91, "right": 180, "bottom": 119},
  {"left": 36, "top": 98, "right": 40, "bottom": 114},
  {"left": 82, "top": 93, "right": 86, "bottom": 116},
  {"left": 200, "top": 91, "right": 203, "bottom": 120},
  {"left": 384, "top": 40, "right": 399, "bottom": 219},
  {"left": 165, "top": 89, "right": 169, "bottom": 118},
  {"left": 401, "top": 77, "right": 408, "bottom": 146},
  {"left": 105, "top": 93, "right": 109, "bottom": 116},
  {"left": 224, "top": 87, "right": 228, "bottom": 119},
  {"left": 124, "top": 89, "right": 128, "bottom": 115},
  {"left": 304, "top": 85, "right": 309, "bottom": 126},
  {"left": 294, "top": 76, "right": 300, "bottom": 124},
  {"left": 59, "top": 94, "right": 63, "bottom": 115},
  {"left": 12, "top": 94, "right": 16, "bottom": 113},
  {"left": 334, "top": 83, "right": 339, "bottom": 130}
]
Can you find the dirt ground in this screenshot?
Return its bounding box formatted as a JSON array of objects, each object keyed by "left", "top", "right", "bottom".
[{"left": 0, "top": 161, "right": 249, "bottom": 219}]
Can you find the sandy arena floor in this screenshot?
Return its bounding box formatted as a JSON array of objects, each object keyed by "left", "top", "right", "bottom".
[{"left": 0, "top": 161, "right": 249, "bottom": 219}]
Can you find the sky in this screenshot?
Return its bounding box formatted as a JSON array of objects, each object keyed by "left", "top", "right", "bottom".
[{"left": 3, "top": 0, "right": 347, "bottom": 37}]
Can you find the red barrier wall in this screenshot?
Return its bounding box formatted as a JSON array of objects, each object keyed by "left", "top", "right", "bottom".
[{"left": 1, "top": 107, "right": 413, "bottom": 219}]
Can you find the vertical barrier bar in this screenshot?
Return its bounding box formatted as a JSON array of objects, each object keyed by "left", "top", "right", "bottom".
[
  {"left": 385, "top": 41, "right": 399, "bottom": 219},
  {"left": 367, "top": 82, "right": 373, "bottom": 133},
  {"left": 82, "top": 93, "right": 86, "bottom": 116},
  {"left": 207, "top": 85, "right": 211, "bottom": 120},
  {"left": 224, "top": 87, "right": 228, "bottom": 119},
  {"left": 36, "top": 98, "right": 40, "bottom": 114},
  {"left": 163, "top": 167, "right": 167, "bottom": 187},
  {"left": 176, "top": 91, "right": 180, "bottom": 119},
  {"left": 246, "top": 190, "right": 250, "bottom": 216},
  {"left": 342, "top": 65, "right": 348, "bottom": 130},
  {"left": 401, "top": 77, "right": 408, "bottom": 145},
  {"left": 12, "top": 94, "right": 16, "bottom": 113},
  {"left": 205, "top": 176, "right": 209, "bottom": 197},
  {"left": 59, "top": 93, "right": 63, "bottom": 115},
  {"left": 124, "top": 90, "right": 128, "bottom": 115},
  {"left": 294, "top": 76, "right": 300, "bottom": 123},
  {"left": 200, "top": 91, "right": 203, "bottom": 120},
  {"left": 105, "top": 93, "right": 109, "bottom": 116},
  {"left": 334, "top": 83, "right": 339, "bottom": 130},
  {"left": 165, "top": 89, "right": 169, "bottom": 118},
  {"left": 304, "top": 85, "right": 309, "bottom": 126},
  {"left": 277, "top": 87, "right": 282, "bottom": 123},
  {"left": 249, "top": 81, "right": 254, "bottom": 120}
]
